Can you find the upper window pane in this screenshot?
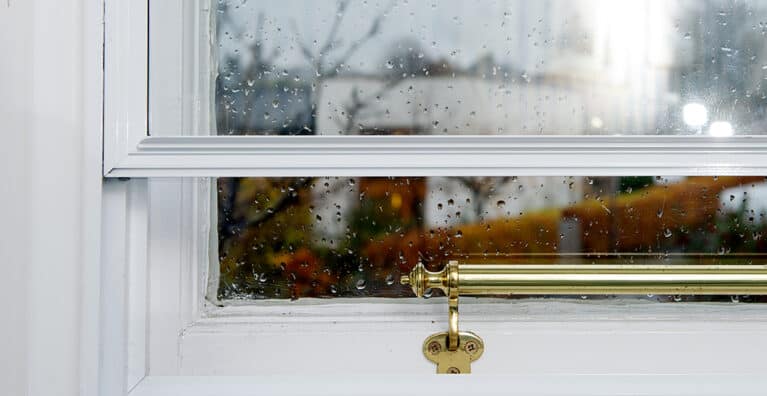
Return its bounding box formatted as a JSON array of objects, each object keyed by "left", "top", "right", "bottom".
[{"left": 215, "top": 0, "right": 767, "bottom": 136}]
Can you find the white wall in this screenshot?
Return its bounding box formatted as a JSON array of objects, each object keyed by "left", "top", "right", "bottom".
[
  {"left": 0, "top": 1, "right": 101, "bottom": 395},
  {"left": 0, "top": 2, "right": 33, "bottom": 395}
]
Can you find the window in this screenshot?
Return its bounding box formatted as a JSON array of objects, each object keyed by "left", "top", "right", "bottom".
[{"left": 103, "top": 0, "right": 767, "bottom": 393}]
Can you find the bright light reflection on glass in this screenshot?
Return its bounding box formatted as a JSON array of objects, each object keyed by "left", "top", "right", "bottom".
[
  {"left": 683, "top": 103, "right": 708, "bottom": 129},
  {"left": 709, "top": 121, "right": 734, "bottom": 137}
]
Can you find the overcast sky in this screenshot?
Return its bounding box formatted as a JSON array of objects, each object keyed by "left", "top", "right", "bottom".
[{"left": 218, "top": 0, "right": 608, "bottom": 73}]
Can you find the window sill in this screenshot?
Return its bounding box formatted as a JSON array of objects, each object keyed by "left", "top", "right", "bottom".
[
  {"left": 130, "top": 374, "right": 767, "bottom": 396},
  {"left": 173, "top": 299, "right": 767, "bottom": 376}
]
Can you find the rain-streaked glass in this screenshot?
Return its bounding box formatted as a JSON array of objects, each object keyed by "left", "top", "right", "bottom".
[
  {"left": 217, "top": 176, "right": 767, "bottom": 300},
  {"left": 215, "top": 0, "right": 767, "bottom": 136}
]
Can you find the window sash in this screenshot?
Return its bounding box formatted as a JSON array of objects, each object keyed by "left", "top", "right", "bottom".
[{"left": 105, "top": 0, "right": 767, "bottom": 178}]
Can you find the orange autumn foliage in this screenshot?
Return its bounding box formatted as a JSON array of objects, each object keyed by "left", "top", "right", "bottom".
[
  {"left": 363, "top": 176, "right": 765, "bottom": 272},
  {"left": 563, "top": 176, "right": 764, "bottom": 252}
]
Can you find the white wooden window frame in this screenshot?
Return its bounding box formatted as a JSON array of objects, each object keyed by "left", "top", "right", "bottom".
[
  {"left": 104, "top": 0, "right": 767, "bottom": 178},
  {"left": 95, "top": 0, "right": 767, "bottom": 395}
]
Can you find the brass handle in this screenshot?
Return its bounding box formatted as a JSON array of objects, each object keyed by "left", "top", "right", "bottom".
[{"left": 401, "top": 261, "right": 767, "bottom": 374}]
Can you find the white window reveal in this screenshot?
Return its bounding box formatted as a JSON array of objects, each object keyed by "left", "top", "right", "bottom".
[{"left": 100, "top": 0, "right": 767, "bottom": 394}]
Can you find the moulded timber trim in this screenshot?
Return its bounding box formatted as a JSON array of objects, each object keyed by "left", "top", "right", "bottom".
[{"left": 106, "top": 135, "right": 767, "bottom": 177}]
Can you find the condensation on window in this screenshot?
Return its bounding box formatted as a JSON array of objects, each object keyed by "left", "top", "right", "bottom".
[
  {"left": 216, "top": 176, "right": 767, "bottom": 301},
  {"left": 215, "top": 0, "right": 767, "bottom": 136}
]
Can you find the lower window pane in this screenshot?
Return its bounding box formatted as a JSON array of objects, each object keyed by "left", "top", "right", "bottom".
[{"left": 216, "top": 176, "right": 767, "bottom": 300}]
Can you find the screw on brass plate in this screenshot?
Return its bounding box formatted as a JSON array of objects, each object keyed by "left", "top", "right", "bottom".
[
  {"left": 464, "top": 341, "right": 478, "bottom": 355},
  {"left": 446, "top": 367, "right": 461, "bottom": 374},
  {"left": 427, "top": 341, "right": 442, "bottom": 355}
]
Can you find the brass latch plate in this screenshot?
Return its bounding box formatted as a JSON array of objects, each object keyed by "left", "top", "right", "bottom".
[{"left": 423, "top": 331, "right": 484, "bottom": 374}]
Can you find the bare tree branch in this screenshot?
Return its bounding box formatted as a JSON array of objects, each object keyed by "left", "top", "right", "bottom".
[
  {"left": 290, "top": 20, "right": 316, "bottom": 65},
  {"left": 335, "top": 76, "right": 404, "bottom": 133},
  {"left": 291, "top": 0, "right": 393, "bottom": 78},
  {"left": 318, "top": 0, "right": 350, "bottom": 58},
  {"left": 327, "top": 1, "right": 394, "bottom": 76}
]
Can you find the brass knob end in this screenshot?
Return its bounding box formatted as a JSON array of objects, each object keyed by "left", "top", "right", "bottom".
[
  {"left": 404, "top": 262, "right": 448, "bottom": 297},
  {"left": 408, "top": 263, "right": 427, "bottom": 297}
]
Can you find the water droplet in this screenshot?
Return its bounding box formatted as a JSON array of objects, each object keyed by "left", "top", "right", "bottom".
[
  {"left": 385, "top": 60, "right": 394, "bottom": 69},
  {"left": 356, "top": 279, "right": 367, "bottom": 290},
  {"left": 496, "top": 200, "right": 506, "bottom": 208},
  {"left": 664, "top": 228, "right": 673, "bottom": 238},
  {"left": 385, "top": 274, "right": 395, "bottom": 286}
]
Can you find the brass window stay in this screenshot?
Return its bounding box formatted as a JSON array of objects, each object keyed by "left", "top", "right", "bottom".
[{"left": 401, "top": 261, "right": 767, "bottom": 374}]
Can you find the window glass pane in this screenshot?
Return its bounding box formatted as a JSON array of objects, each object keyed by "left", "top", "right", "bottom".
[
  {"left": 215, "top": 0, "right": 767, "bottom": 136},
  {"left": 217, "top": 176, "right": 767, "bottom": 301}
]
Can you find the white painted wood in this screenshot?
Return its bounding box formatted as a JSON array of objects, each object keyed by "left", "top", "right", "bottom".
[
  {"left": 0, "top": 2, "right": 33, "bottom": 394},
  {"left": 147, "top": 179, "right": 186, "bottom": 375},
  {"left": 131, "top": 374, "right": 767, "bottom": 396},
  {"left": 100, "top": 180, "right": 131, "bottom": 396},
  {"left": 22, "top": 1, "right": 105, "bottom": 395},
  {"left": 176, "top": 300, "right": 767, "bottom": 376},
  {"left": 145, "top": 178, "right": 210, "bottom": 376},
  {"left": 104, "top": 0, "right": 148, "bottom": 173},
  {"left": 0, "top": 1, "right": 105, "bottom": 396},
  {"left": 126, "top": 181, "right": 150, "bottom": 391},
  {"left": 148, "top": 0, "right": 184, "bottom": 138},
  {"left": 98, "top": 180, "right": 150, "bottom": 396},
  {"left": 79, "top": 0, "right": 106, "bottom": 394},
  {"left": 144, "top": 0, "right": 214, "bottom": 380},
  {"left": 109, "top": 135, "right": 767, "bottom": 177}
]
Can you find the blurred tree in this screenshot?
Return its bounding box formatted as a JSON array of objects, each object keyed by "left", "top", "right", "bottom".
[{"left": 217, "top": 0, "right": 401, "bottom": 299}]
